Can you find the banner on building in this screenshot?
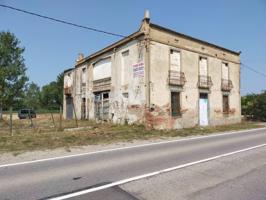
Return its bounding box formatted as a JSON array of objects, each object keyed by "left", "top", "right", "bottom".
[{"left": 133, "top": 62, "right": 144, "bottom": 78}]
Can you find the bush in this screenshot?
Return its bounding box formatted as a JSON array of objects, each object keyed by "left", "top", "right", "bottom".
[{"left": 242, "top": 91, "right": 266, "bottom": 121}]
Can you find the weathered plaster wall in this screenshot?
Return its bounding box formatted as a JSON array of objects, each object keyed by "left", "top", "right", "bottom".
[
  {"left": 63, "top": 70, "right": 74, "bottom": 119},
  {"left": 84, "top": 37, "right": 146, "bottom": 124},
  {"left": 148, "top": 38, "right": 240, "bottom": 129},
  {"left": 63, "top": 22, "right": 241, "bottom": 129},
  {"left": 149, "top": 26, "right": 240, "bottom": 64}
]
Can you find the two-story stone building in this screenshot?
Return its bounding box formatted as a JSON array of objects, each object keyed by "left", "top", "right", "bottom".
[{"left": 63, "top": 11, "right": 241, "bottom": 129}]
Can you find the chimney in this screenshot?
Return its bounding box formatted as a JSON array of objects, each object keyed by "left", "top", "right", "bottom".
[
  {"left": 143, "top": 10, "right": 150, "bottom": 23},
  {"left": 76, "top": 53, "right": 84, "bottom": 63}
]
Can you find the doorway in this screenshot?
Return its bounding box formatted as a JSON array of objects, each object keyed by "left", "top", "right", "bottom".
[
  {"left": 66, "top": 96, "right": 73, "bottom": 119},
  {"left": 81, "top": 98, "right": 86, "bottom": 119},
  {"left": 94, "top": 91, "right": 110, "bottom": 120},
  {"left": 199, "top": 93, "right": 209, "bottom": 126}
]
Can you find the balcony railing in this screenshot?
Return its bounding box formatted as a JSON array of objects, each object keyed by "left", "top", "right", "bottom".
[
  {"left": 64, "top": 86, "right": 73, "bottom": 95},
  {"left": 169, "top": 70, "right": 186, "bottom": 86},
  {"left": 221, "top": 79, "right": 233, "bottom": 91},
  {"left": 93, "top": 77, "right": 111, "bottom": 92},
  {"left": 198, "top": 75, "right": 213, "bottom": 89}
]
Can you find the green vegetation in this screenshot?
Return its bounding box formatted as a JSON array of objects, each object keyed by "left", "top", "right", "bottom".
[
  {"left": 0, "top": 114, "right": 263, "bottom": 154},
  {"left": 242, "top": 91, "right": 266, "bottom": 121},
  {"left": 0, "top": 31, "right": 63, "bottom": 114},
  {"left": 0, "top": 31, "right": 28, "bottom": 119}
]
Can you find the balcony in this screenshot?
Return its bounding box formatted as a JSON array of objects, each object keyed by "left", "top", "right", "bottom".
[
  {"left": 93, "top": 77, "right": 111, "bottom": 92},
  {"left": 198, "top": 75, "right": 213, "bottom": 89},
  {"left": 64, "top": 86, "right": 73, "bottom": 95},
  {"left": 221, "top": 79, "right": 233, "bottom": 91},
  {"left": 169, "top": 70, "right": 186, "bottom": 86}
]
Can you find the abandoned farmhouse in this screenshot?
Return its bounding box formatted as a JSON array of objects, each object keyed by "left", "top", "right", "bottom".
[{"left": 63, "top": 12, "right": 241, "bottom": 129}]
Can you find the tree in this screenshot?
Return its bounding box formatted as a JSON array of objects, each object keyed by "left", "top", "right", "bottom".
[
  {"left": 55, "top": 72, "right": 64, "bottom": 107},
  {"left": 253, "top": 91, "right": 266, "bottom": 121},
  {"left": 23, "top": 82, "right": 41, "bottom": 110},
  {"left": 40, "top": 73, "right": 63, "bottom": 110},
  {"left": 241, "top": 93, "right": 257, "bottom": 117},
  {"left": 242, "top": 91, "right": 266, "bottom": 121},
  {"left": 0, "top": 31, "right": 28, "bottom": 119}
]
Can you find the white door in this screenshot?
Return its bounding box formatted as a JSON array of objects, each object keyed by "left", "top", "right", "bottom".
[{"left": 199, "top": 94, "right": 209, "bottom": 126}]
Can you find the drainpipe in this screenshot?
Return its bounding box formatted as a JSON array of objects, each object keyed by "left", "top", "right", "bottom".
[
  {"left": 146, "top": 37, "right": 151, "bottom": 109},
  {"left": 143, "top": 10, "right": 151, "bottom": 109}
]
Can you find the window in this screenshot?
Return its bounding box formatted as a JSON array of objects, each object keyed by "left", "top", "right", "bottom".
[
  {"left": 171, "top": 92, "right": 181, "bottom": 117},
  {"left": 121, "top": 50, "right": 129, "bottom": 85},
  {"left": 103, "top": 92, "right": 109, "bottom": 99},
  {"left": 223, "top": 95, "right": 229, "bottom": 114},
  {"left": 170, "top": 50, "right": 181, "bottom": 72},
  {"left": 93, "top": 57, "right": 111, "bottom": 81},
  {"left": 199, "top": 57, "right": 208, "bottom": 76},
  {"left": 82, "top": 68, "right": 86, "bottom": 84}
]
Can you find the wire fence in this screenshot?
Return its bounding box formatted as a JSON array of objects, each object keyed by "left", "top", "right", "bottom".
[{"left": 0, "top": 107, "right": 80, "bottom": 136}]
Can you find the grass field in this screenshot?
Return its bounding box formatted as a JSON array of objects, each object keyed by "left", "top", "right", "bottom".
[{"left": 0, "top": 113, "right": 264, "bottom": 154}]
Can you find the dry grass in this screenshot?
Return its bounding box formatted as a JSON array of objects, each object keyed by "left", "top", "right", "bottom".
[{"left": 0, "top": 113, "right": 264, "bottom": 154}]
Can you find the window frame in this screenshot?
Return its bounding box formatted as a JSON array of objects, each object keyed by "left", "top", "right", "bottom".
[
  {"left": 170, "top": 91, "right": 181, "bottom": 117},
  {"left": 81, "top": 67, "right": 86, "bottom": 84},
  {"left": 198, "top": 56, "right": 209, "bottom": 76},
  {"left": 169, "top": 49, "right": 182, "bottom": 72},
  {"left": 222, "top": 94, "right": 230, "bottom": 114},
  {"left": 121, "top": 50, "right": 130, "bottom": 86},
  {"left": 221, "top": 62, "right": 229, "bottom": 80}
]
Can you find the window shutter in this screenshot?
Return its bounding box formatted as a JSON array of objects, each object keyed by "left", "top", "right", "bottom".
[
  {"left": 223, "top": 95, "right": 229, "bottom": 113},
  {"left": 222, "top": 63, "right": 229, "bottom": 80},
  {"left": 170, "top": 51, "right": 181, "bottom": 72},
  {"left": 171, "top": 92, "right": 181, "bottom": 116},
  {"left": 199, "top": 57, "right": 207, "bottom": 76}
]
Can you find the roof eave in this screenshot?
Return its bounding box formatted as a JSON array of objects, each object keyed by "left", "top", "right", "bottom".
[
  {"left": 81, "top": 31, "right": 144, "bottom": 65},
  {"left": 150, "top": 23, "right": 240, "bottom": 56}
]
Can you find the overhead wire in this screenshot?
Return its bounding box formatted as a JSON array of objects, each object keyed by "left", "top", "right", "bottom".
[
  {"left": 241, "top": 63, "right": 266, "bottom": 78},
  {"left": 0, "top": 4, "right": 126, "bottom": 38},
  {"left": 1, "top": 4, "right": 266, "bottom": 80}
]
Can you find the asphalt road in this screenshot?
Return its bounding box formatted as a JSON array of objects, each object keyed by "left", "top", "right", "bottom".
[
  {"left": 1, "top": 128, "right": 266, "bottom": 200},
  {"left": 121, "top": 144, "right": 266, "bottom": 200}
]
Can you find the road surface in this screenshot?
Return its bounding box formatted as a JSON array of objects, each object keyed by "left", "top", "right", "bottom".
[{"left": 0, "top": 128, "right": 266, "bottom": 200}]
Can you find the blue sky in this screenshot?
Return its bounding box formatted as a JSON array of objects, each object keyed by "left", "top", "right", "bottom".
[{"left": 0, "top": 0, "right": 265, "bottom": 95}]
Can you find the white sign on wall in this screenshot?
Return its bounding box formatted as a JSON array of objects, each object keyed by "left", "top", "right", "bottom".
[{"left": 133, "top": 62, "right": 144, "bottom": 78}]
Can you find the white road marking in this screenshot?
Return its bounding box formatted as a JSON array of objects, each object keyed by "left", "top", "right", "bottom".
[
  {"left": 0, "top": 127, "right": 265, "bottom": 168},
  {"left": 50, "top": 143, "right": 266, "bottom": 200}
]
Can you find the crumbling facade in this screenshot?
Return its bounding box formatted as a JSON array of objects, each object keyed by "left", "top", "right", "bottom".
[{"left": 63, "top": 12, "right": 241, "bottom": 129}]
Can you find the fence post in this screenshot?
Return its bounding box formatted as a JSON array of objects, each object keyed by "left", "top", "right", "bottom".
[
  {"left": 59, "top": 106, "right": 62, "bottom": 131},
  {"left": 51, "top": 112, "right": 56, "bottom": 128},
  {"left": 29, "top": 111, "right": 33, "bottom": 128},
  {"left": 73, "top": 102, "right": 78, "bottom": 128},
  {"left": 9, "top": 107, "right": 13, "bottom": 136}
]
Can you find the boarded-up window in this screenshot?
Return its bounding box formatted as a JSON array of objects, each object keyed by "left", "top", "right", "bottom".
[
  {"left": 222, "top": 63, "right": 229, "bottom": 80},
  {"left": 171, "top": 92, "right": 181, "bottom": 117},
  {"left": 223, "top": 95, "right": 229, "bottom": 114},
  {"left": 121, "top": 50, "right": 129, "bottom": 85},
  {"left": 64, "top": 72, "right": 73, "bottom": 87},
  {"left": 170, "top": 50, "right": 181, "bottom": 72},
  {"left": 93, "top": 57, "right": 111, "bottom": 81},
  {"left": 82, "top": 68, "right": 86, "bottom": 84},
  {"left": 199, "top": 57, "right": 208, "bottom": 76}
]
